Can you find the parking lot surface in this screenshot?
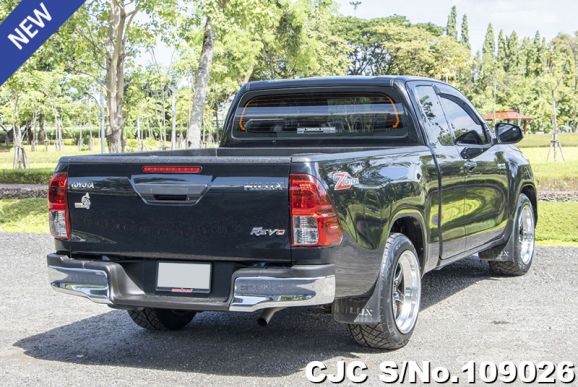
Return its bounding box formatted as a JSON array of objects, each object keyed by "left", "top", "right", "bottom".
[{"left": 0, "top": 233, "right": 576, "bottom": 385}]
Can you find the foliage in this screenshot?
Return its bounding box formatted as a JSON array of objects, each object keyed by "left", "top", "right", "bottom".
[
  {"left": 252, "top": 0, "right": 350, "bottom": 80},
  {"left": 446, "top": 5, "right": 457, "bottom": 40},
  {"left": 469, "top": 22, "right": 577, "bottom": 133},
  {"left": 0, "top": 168, "right": 54, "bottom": 185},
  {"left": 335, "top": 16, "right": 471, "bottom": 82},
  {"left": 0, "top": 2, "right": 576, "bottom": 156},
  {"left": 460, "top": 15, "right": 470, "bottom": 50}
]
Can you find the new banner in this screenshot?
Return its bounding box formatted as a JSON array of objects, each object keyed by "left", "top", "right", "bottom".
[{"left": 0, "top": 0, "right": 86, "bottom": 86}]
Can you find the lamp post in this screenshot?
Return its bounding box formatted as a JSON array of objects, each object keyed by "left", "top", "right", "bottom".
[{"left": 349, "top": 1, "right": 362, "bottom": 16}]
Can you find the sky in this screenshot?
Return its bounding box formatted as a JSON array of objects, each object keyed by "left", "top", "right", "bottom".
[{"left": 337, "top": 0, "right": 578, "bottom": 53}]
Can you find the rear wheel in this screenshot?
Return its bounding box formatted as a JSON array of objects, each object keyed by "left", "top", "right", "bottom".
[
  {"left": 348, "top": 233, "right": 421, "bottom": 350},
  {"left": 488, "top": 194, "right": 535, "bottom": 276},
  {"left": 128, "top": 308, "right": 196, "bottom": 331}
]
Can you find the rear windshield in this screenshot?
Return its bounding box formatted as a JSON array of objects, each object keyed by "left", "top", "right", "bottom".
[{"left": 232, "top": 90, "right": 417, "bottom": 143}]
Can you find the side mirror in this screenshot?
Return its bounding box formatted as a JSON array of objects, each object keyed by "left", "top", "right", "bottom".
[{"left": 496, "top": 122, "right": 524, "bottom": 144}]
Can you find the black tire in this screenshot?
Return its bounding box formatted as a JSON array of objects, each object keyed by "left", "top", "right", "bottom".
[
  {"left": 488, "top": 194, "right": 535, "bottom": 276},
  {"left": 128, "top": 308, "right": 196, "bottom": 331},
  {"left": 347, "top": 233, "right": 421, "bottom": 350}
]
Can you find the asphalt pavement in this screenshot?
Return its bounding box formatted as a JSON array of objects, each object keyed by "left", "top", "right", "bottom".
[{"left": 0, "top": 233, "right": 576, "bottom": 386}]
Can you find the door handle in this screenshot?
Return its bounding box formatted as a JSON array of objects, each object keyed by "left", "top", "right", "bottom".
[{"left": 464, "top": 160, "right": 477, "bottom": 172}]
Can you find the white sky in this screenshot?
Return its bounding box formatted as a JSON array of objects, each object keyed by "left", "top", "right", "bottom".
[{"left": 337, "top": 0, "right": 578, "bottom": 53}]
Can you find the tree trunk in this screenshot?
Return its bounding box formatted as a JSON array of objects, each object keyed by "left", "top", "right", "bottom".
[
  {"left": 31, "top": 112, "right": 38, "bottom": 151},
  {"left": 187, "top": 17, "right": 215, "bottom": 149},
  {"left": 13, "top": 125, "right": 29, "bottom": 169},
  {"left": 38, "top": 112, "right": 46, "bottom": 142},
  {"left": 106, "top": 0, "right": 129, "bottom": 153},
  {"left": 12, "top": 96, "right": 29, "bottom": 169}
]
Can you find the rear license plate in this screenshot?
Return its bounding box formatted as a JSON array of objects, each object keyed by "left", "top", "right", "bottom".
[{"left": 157, "top": 262, "right": 211, "bottom": 293}]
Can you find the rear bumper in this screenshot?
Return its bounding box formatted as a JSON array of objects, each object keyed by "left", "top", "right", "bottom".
[{"left": 47, "top": 254, "right": 335, "bottom": 312}]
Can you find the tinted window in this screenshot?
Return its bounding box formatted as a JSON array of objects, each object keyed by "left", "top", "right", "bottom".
[
  {"left": 414, "top": 86, "right": 454, "bottom": 146},
  {"left": 232, "top": 91, "right": 416, "bottom": 143},
  {"left": 439, "top": 96, "right": 488, "bottom": 145}
]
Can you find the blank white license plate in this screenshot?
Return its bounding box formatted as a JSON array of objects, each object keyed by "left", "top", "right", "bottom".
[{"left": 157, "top": 262, "right": 211, "bottom": 292}]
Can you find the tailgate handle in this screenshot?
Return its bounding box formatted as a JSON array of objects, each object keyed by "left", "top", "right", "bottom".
[{"left": 133, "top": 183, "right": 208, "bottom": 205}]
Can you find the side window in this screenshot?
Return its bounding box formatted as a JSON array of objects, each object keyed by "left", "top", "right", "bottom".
[
  {"left": 439, "top": 96, "right": 488, "bottom": 145},
  {"left": 414, "top": 86, "right": 454, "bottom": 146}
]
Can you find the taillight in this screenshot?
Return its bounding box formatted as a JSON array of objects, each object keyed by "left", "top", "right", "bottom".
[
  {"left": 48, "top": 172, "right": 70, "bottom": 240},
  {"left": 290, "top": 174, "right": 343, "bottom": 247}
]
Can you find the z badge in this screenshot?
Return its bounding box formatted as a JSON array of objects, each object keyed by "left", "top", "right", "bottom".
[{"left": 333, "top": 172, "right": 359, "bottom": 191}]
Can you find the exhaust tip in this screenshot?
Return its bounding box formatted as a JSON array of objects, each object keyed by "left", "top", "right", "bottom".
[
  {"left": 257, "top": 307, "right": 284, "bottom": 327},
  {"left": 257, "top": 317, "right": 269, "bottom": 327}
]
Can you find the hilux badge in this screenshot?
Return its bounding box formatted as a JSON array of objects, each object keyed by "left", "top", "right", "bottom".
[{"left": 74, "top": 193, "right": 91, "bottom": 210}]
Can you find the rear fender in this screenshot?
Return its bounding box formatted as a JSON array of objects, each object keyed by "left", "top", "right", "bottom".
[{"left": 333, "top": 211, "right": 426, "bottom": 324}]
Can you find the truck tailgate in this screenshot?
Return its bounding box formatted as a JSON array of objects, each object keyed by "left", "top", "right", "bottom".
[{"left": 65, "top": 158, "right": 291, "bottom": 262}]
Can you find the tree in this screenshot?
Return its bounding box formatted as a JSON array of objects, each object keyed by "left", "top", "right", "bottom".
[
  {"left": 483, "top": 24, "right": 495, "bottom": 57},
  {"left": 334, "top": 17, "right": 389, "bottom": 75},
  {"left": 460, "top": 15, "right": 470, "bottom": 50},
  {"left": 104, "top": 0, "right": 139, "bottom": 152},
  {"left": 253, "top": 0, "right": 350, "bottom": 80},
  {"left": 497, "top": 30, "right": 508, "bottom": 68},
  {"left": 70, "top": 0, "right": 178, "bottom": 153},
  {"left": 186, "top": 0, "right": 278, "bottom": 149},
  {"left": 376, "top": 22, "right": 471, "bottom": 81},
  {"left": 446, "top": 6, "right": 457, "bottom": 40}
]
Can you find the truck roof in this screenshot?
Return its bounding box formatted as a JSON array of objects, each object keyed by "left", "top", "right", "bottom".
[{"left": 243, "top": 75, "right": 435, "bottom": 91}]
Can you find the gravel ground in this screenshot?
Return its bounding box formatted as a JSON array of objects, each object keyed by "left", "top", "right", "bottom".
[{"left": 0, "top": 233, "right": 576, "bottom": 386}]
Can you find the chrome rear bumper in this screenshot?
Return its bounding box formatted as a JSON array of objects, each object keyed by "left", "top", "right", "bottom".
[
  {"left": 47, "top": 254, "right": 335, "bottom": 312},
  {"left": 48, "top": 265, "right": 110, "bottom": 303}
]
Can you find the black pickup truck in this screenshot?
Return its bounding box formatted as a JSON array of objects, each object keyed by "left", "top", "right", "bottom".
[{"left": 47, "top": 76, "right": 537, "bottom": 349}]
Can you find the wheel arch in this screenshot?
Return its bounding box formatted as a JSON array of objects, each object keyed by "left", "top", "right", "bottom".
[
  {"left": 520, "top": 184, "right": 538, "bottom": 224},
  {"left": 388, "top": 211, "right": 427, "bottom": 275}
]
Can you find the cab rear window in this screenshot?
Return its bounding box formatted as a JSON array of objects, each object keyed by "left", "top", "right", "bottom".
[{"left": 232, "top": 91, "right": 415, "bottom": 141}]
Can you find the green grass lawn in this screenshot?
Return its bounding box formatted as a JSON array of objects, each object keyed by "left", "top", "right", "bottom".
[
  {"left": 535, "top": 201, "right": 578, "bottom": 246},
  {"left": 1, "top": 198, "right": 577, "bottom": 246},
  {"left": 0, "top": 198, "right": 47, "bottom": 234},
  {"left": 519, "top": 147, "right": 578, "bottom": 191},
  {"left": 0, "top": 145, "right": 99, "bottom": 169},
  {"left": 518, "top": 133, "right": 578, "bottom": 148}
]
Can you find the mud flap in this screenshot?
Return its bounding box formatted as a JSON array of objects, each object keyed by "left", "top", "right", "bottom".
[
  {"left": 479, "top": 226, "right": 517, "bottom": 262},
  {"left": 333, "top": 260, "right": 390, "bottom": 325}
]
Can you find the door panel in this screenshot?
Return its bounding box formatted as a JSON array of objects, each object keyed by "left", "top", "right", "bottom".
[
  {"left": 410, "top": 84, "right": 467, "bottom": 259},
  {"left": 436, "top": 87, "right": 509, "bottom": 249},
  {"left": 461, "top": 146, "right": 509, "bottom": 248}
]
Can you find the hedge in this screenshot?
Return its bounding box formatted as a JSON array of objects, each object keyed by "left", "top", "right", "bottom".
[{"left": 0, "top": 168, "right": 54, "bottom": 185}]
